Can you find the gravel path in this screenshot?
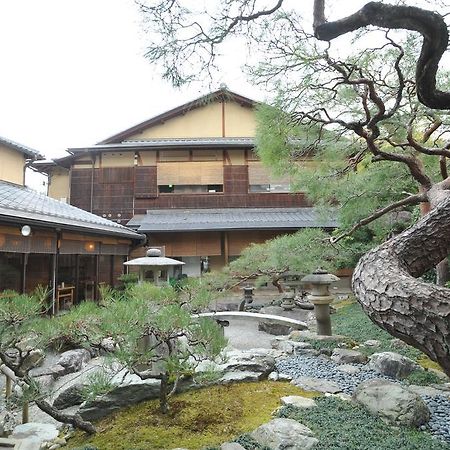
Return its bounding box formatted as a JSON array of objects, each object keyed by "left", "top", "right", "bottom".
[{"left": 277, "top": 353, "right": 450, "bottom": 444}]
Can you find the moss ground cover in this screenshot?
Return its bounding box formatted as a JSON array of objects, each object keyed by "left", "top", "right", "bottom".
[
  {"left": 275, "top": 397, "right": 450, "bottom": 450},
  {"left": 68, "top": 381, "right": 315, "bottom": 450}
]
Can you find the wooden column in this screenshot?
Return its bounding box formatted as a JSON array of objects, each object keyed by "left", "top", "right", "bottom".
[{"left": 21, "top": 253, "right": 29, "bottom": 294}]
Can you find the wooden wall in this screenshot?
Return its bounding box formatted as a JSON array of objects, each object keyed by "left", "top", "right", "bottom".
[{"left": 70, "top": 164, "right": 309, "bottom": 222}]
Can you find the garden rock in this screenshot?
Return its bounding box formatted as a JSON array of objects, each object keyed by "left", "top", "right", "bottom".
[
  {"left": 32, "top": 364, "right": 66, "bottom": 380},
  {"left": 291, "top": 376, "right": 341, "bottom": 394},
  {"left": 22, "top": 349, "right": 45, "bottom": 372},
  {"left": 368, "top": 352, "right": 419, "bottom": 379},
  {"left": 11, "top": 423, "right": 58, "bottom": 445},
  {"left": 280, "top": 396, "right": 316, "bottom": 408},
  {"left": 353, "top": 379, "right": 430, "bottom": 427},
  {"left": 219, "top": 371, "right": 262, "bottom": 383},
  {"left": 52, "top": 384, "right": 84, "bottom": 410},
  {"left": 259, "top": 321, "right": 292, "bottom": 336},
  {"left": 331, "top": 348, "right": 367, "bottom": 365},
  {"left": 215, "top": 349, "right": 277, "bottom": 377},
  {"left": 336, "top": 364, "right": 361, "bottom": 375},
  {"left": 408, "top": 385, "right": 450, "bottom": 398},
  {"left": 79, "top": 373, "right": 162, "bottom": 421},
  {"left": 220, "top": 443, "right": 246, "bottom": 450},
  {"left": 0, "top": 411, "right": 17, "bottom": 437},
  {"left": 268, "top": 371, "right": 292, "bottom": 381},
  {"left": 250, "top": 418, "right": 318, "bottom": 450},
  {"left": 289, "top": 330, "right": 348, "bottom": 344},
  {"left": 363, "top": 339, "right": 381, "bottom": 347},
  {"left": 390, "top": 338, "right": 407, "bottom": 349},
  {"left": 57, "top": 349, "right": 91, "bottom": 375},
  {"left": 271, "top": 339, "right": 295, "bottom": 353}
]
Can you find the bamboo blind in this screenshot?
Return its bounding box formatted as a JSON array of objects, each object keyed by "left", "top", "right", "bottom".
[
  {"left": 157, "top": 162, "right": 224, "bottom": 185},
  {"left": 247, "top": 161, "right": 289, "bottom": 185}
]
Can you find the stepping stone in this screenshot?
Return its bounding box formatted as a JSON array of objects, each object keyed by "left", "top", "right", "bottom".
[
  {"left": 291, "top": 376, "right": 341, "bottom": 394},
  {"left": 280, "top": 396, "right": 316, "bottom": 408}
]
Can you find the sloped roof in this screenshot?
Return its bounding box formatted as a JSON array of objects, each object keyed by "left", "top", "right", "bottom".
[
  {"left": 0, "top": 181, "right": 143, "bottom": 240},
  {"left": 0, "top": 136, "right": 43, "bottom": 159},
  {"left": 97, "top": 88, "right": 258, "bottom": 145},
  {"left": 128, "top": 208, "right": 337, "bottom": 232},
  {"left": 68, "top": 137, "right": 255, "bottom": 153}
]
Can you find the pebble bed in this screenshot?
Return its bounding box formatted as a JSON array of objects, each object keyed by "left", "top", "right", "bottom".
[{"left": 276, "top": 353, "right": 450, "bottom": 444}]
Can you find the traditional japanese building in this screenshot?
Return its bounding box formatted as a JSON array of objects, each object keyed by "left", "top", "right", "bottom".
[
  {"left": 0, "top": 136, "right": 143, "bottom": 306},
  {"left": 36, "top": 89, "right": 336, "bottom": 276}
]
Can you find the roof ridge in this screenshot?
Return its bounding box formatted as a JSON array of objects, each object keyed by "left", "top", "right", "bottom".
[{"left": 96, "top": 88, "right": 259, "bottom": 145}]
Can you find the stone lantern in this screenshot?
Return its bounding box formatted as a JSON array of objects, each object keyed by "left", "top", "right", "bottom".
[
  {"left": 124, "top": 248, "right": 185, "bottom": 285},
  {"left": 301, "top": 268, "right": 340, "bottom": 336},
  {"left": 239, "top": 284, "right": 254, "bottom": 311}
]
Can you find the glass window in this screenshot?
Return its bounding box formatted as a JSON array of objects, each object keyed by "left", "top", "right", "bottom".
[
  {"left": 158, "top": 185, "right": 223, "bottom": 194},
  {"left": 249, "top": 184, "right": 290, "bottom": 193}
]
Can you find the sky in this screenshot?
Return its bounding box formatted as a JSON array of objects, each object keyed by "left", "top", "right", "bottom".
[
  {"left": 0, "top": 0, "right": 265, "bottom": 161},
  {"left": 0, "top": 0, "right": 446, "bottom": 166}
]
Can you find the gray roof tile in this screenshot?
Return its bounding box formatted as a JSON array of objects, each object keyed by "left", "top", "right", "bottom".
[
  {"left": 128, "top": 208, "right": 337, "bottom": 232},
  {"left": 0, "top": 136, "right": 43, "bottom": 159},
  {"left": 0, "top": 181, "right": 142, "bottom": 240}
]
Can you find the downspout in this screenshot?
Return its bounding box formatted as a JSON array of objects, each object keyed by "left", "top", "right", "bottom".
[{"left": 90, "top": 154, "right": 96, "bottom": 212}]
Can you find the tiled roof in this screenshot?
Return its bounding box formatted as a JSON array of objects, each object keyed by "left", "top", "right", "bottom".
[
  {"left": 0, "top": 136, "right": 43, "bottom": 159},
  {"left": 68, "top": 137, "right": 255, "bottom": 153},
  {"left": 128, "top": 208, "right": 337, "bottom": 232},
  {"left": 0, "top": 181, "right": 143, "bottom": 240}
]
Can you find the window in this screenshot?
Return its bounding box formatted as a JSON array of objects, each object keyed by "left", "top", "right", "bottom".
[
  {"left": 158, "top": 184, "right": 223, "bottom": 194},
  {"left": 159, "top": 185, "right": 175, "bottom": 193},
  {"left": 249, "top": 184, "right": 291, "bottom": 193}
]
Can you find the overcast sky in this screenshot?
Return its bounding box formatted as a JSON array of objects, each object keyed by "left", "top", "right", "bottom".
[
  {"left": 0, "top": 0, "right": 265, "bottom": 160},
  {"left": 0, "top": 0, "right": 446, "bottom": 164}
]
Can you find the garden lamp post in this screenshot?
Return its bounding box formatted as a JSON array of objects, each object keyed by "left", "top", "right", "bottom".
[{"left": 301, "top": 268, "right": 340, "bottom": 336}]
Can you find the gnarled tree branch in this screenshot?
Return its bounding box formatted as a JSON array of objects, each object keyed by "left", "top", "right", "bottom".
[{"left": 314, "top": 1, "right": 450, "bottom": 109}]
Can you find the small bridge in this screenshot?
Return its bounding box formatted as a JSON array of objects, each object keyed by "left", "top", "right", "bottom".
[{"left": 194, "top": 311, "right": 308, "bottom": 330}]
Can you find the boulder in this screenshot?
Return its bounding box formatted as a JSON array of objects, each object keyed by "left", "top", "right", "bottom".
[
  {"left": 280, "top": 396, "right": 316, "bottom": 408},
  {"left": 291, "top": 376, "right": 341, "bottom": 394},
  {"left": 250, "top": 418, "right": 318, "bottom": 450},
  {"left": 368, "top": 352, "right": 419, "bottom": 379},
  {"left": 57, "top": 349, "right": 91, "bottom": 375},
  {"left": 214, "top": 349, "right": 276, "bottom": 377},
  {"left": 353, "top": 379, "right": 430, "bottom": 427},
  {"left": 331, "top": 348, "right": 367, "bottom": 365}
]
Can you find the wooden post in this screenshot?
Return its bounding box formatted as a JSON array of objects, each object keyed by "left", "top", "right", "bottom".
[
  {"left": 21, "top": 253, "right": 29, "bottom": 294},
  {"left": 5, "top": 374, "right": 12, "bottom": 399},
  {"left": 22, "top": 403, "right": 29, "bottom": 424},
  {"left": 223, "top": 232, "right": 229, "bottom": 265}
]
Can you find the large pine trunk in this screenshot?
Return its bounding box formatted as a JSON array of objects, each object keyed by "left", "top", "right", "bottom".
[{"left": 352, "top": 196, "right": 450, "bottom": 375}]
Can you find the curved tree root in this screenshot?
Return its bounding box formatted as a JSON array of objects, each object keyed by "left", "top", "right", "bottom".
[{"left": 352, "top": 196, "right": 450, "bottom": 376}]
